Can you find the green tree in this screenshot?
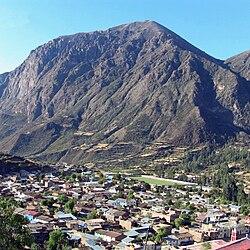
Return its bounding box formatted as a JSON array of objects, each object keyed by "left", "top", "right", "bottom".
[
  {"left": 48, "top": 230, "right": 68, "bottom": 250},
  {"left": 31, "top": 242, "right": 42, "bottom": 250},
  {"left": 154, "top": 227, "right": 168, "bottom": 243},
  {"left": 128, "top": 190, "right": 135, "bottom": 199},
  {"left": 114, "top": 173, "right": 121, "bottom": 180},
  {"left": 57, "top": 194, "right": 68, "bottom": 204},
  {"left": 142, "top": 182, "right": 151, "bottom": 190},
  {"left": 98, "top": 172, "right": 104, "bottom": 179},
  {"left": 202, "top": 242, "right": 211, "bottom": 250},
  {"left": 240, "top": 205, "right": 250, "bottom": 215},
  {"left": 0, "top": 198, "right": 34, "bottom": 249},
  {"left": 174, "top": 200, "right": 182, "bottom": 209},
  {"left": 59, "top": 169, "right": 65, "bottom": 177},
  {"left": 40, "top": 199, "right": 48, "bottom": 206},
  {"left": 64, "top": 200, "right": 74, "bottom": 214},
  {"left": 180, "top": 213, "right": 192, "bottom": 226},
  {"left": 174, "top": 218, "right": 184, "bottom": 228},
  {"left": 165, "top": 198, "right": 173, "bottom": 206},
  {"left": 86, "top": 211, "right": 97, "bottom": 220},
  {"left": 71, "top": 173, "right": 76, "bottom": 179},
  {"left": 38, "top": 173, "right": 45, "bottom": 181}
]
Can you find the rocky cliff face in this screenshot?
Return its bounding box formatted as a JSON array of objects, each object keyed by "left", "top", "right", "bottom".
[{"left": 0, "top": 21, "right": 249, "bottom": 163}]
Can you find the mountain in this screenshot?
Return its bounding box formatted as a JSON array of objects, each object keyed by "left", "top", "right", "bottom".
[
  {"left": 0, "top": 21, "right": 249, "bottom": 164},
  {"left": 225, "top": 50, "right": 250, "bottom": 80}
]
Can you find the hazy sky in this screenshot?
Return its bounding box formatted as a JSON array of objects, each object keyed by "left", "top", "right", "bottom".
[{"left": 0, "top": 0, "right": 249, "bottom": 73}]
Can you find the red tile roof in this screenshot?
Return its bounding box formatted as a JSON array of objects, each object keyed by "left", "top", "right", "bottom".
[
  {"left": 23, "top": 210, "right": 39, "bottom": 216},
  {"left": 214, "top": 237, "right": 250, "bottom": 250}
]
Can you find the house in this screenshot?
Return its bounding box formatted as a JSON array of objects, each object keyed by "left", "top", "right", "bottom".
[
  {"left": 84, "top": 218, "right": 106, "bottom": 232},
  {"left": 153, "top": 223, "right": 172, "bottom": 236},
  {"left": 55, "top": 211, "right": 77, "bottom": 221},
  {"left": 35, "top": 215, "right": 55, "bottom": 224},
  {"left": 164, "top": 232, "right": 194, "bottom": 247},
  {"left": 201, "top": 220, "right": 249, "bottom": 239},
  {"left": 119, "top": 218, "right": 137, "bottom": 230},
  {"left": 114, "top": 198, "right": 136, "bottom": 207},
  {"left": 104, "top": 208, "right": 129, "bottom": 222},
  {"left": 144, "top": 241, "right": 157, "bottom": 250},
  {"left": 187, "top": 227, "right": 204, "bottom": 243},
  {"left": 76, "top": 205, "right": 96, "bottom": 218},
  {"left": 141, "top": 208, "right": 180, "bottom": 223},
  {"left": 205, "top": 210, "right": 229, "bottom": 223},
  {"left": 26, "top": 223, "right": 53, "bottom": 244},
  {"left": 229, "top": 204, "right": 241, "bottom": 214},
  {"left": 22, "top": 210, "right": 40, "bottom": 221},
  {"left": 80, "top": 233, "right": 100, "bottom": 247},
  {"left": 95, "top": 229, "right": 125, "bottom": 242}
]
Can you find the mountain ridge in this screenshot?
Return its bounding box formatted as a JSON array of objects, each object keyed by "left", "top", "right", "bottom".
[{"left": 0, "top": 20, "right": 249, "bottom": 164}]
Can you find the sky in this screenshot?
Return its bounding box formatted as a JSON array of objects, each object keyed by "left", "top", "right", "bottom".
[{"left": 0, "top": 0, "right": 249, "bottom": 73}]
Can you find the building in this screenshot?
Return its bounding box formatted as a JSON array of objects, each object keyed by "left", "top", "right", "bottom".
[
  {"left": 164, "top": 232, "right": 194, "bottom": 247},
  {"left": 95, "top": 229, "right": 125, "bottom": 242}
]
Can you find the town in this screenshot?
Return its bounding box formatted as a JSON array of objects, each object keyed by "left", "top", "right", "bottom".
[{"left": 0, "top": 154, "right": 249, "bottom": 250}]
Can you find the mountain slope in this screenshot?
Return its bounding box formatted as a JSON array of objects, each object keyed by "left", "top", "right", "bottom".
[{"left": 0, "top": 21, "right": 249, "bottom": 163}]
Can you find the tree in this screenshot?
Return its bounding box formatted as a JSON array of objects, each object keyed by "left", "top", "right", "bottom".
[
  {"left": 180, "top": 213, "right": 191, "bottom": 226},
  {"left": 40, "top": 199, "right": 48, "bottom": 206},
  {"left": 38, "top": 173, "right": 45, "bottom": 181},
  {"left": 71, "top": 173, "right": 76, "bottom": 179},
  {"left": 57, "top": 194, "right": 68, "bottom": 204},
  {"left": 202, "top": 242, "right": 211, "bottom": 250},
  {"left": 0, "top": 198, "right": 34, "bottom": 249},
  {"left": 165, "top": 198, "right": 173, "bottom": 206},
  {"left": 86, "top": 211, "right": 97, "bottom": 220},
  {"left": 240, "top": 205, "right": 250, "bottom": 215},
  {"left": 98, "top": 173, "right": 106, "bottom": 184},
  {"left": 59, "top": 169, "right": 65, "bottom": 177},
  {"left": 142, "top": 182, "right": 151, "bottom": 191},
  {"left": 98, "top": 172, "right": 104, "bottom": 179},
  {"left": 154, "top": 227, "right": 168, "bottom": 243},
  {"left": 119, "top": 182, "right": 125, "bottom": 191},
  {"left": 178, "top": 174, "right": 188, "bottom": 182},
  {"left": 114, "top": 191, "right": 123, "bottom": 199},
  {"left": 31, "top": 242, "right": 42, "bottom": 250},
  {"left": 174, "top": 218, "right": 184, "bottom": 228},
  {"left": 65, "top": 200, "right": 74, "bottom": 214},
  {"left": 128, "top": 190, "right": 135, "bottom": 199},
  {"left": 237, "top": 184, "right": 248, "bottom": 205},
  {"left": 48, "top": 230, "right": 68, "bottom": 250},
  {"left": 174, "top": 200, "right": 182, "bottom": 209},
  {"left": 114, "top": 173, "right": 121, "bottom": 180}
]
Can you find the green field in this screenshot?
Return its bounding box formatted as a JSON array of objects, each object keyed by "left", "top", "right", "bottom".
[{"left": 131, "top": 176, "right": 179, "bottom": 186}]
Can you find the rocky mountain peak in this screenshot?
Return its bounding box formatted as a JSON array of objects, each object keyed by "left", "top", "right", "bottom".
[{"left": 0, "top": 21, "right": 249, "bottom": 163}]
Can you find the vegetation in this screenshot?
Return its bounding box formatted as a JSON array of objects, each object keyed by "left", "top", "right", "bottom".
[
  {"left": 153, "top": 227, "right": 168, "bottom": 243},
  {"left": 202, "top": 242, "right": 212, "bottom": 250},
  {"left": 86, "top": 211, "right": 97, "bottom": 220},
  {"left": 0, "top": 197, "right": 34, "bottom": 249},
  {"left": 48, "top": 230, "right": 69, "bottom": 250},
  {"left": 211, "top": 164, "right": 249, "bottom": 206},
  {"left": 64, "top": 200, "right": 74, "bottom": 214}
]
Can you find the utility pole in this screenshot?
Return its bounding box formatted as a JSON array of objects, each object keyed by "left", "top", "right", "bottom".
[{"left": 144, "top": 225, "right": 151, "bottom": 250}]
